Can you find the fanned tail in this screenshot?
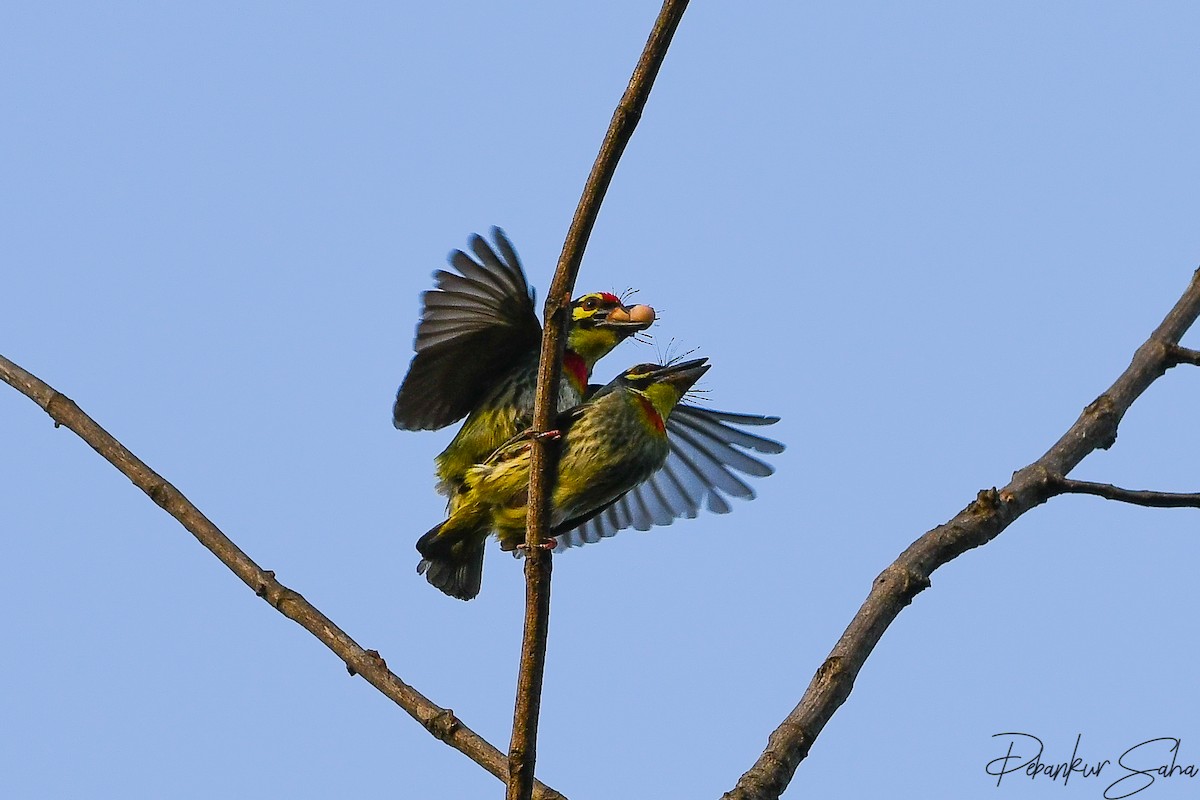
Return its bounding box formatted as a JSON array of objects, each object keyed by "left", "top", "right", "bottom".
[{"left": 416, "top": 519, "right": 488, "bottom": 601}]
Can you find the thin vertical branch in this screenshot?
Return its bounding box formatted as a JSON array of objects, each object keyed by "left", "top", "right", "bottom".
[{"left": 505, "top": 2, "right": 691, "bottom": 799}]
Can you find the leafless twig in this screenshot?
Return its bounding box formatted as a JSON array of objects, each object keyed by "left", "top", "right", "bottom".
[
  {"left": 1048, "top": 476, "right": 1200, "bottom": 508},
  {"left": 0, "top": 354, "right": 566, "bottom": 800}
]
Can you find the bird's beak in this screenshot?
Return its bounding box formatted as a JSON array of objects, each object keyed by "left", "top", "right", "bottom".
[
  {"left": 650, "top": 357, "right": 710, "bottom": 392},
  {"left": 598, "top": 303, "right": 656, "bottom": 330}
]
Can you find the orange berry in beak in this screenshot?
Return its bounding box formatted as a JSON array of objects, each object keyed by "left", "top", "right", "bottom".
[
  {"left": 626, "top": 304, "right": 656, "bottom": 327},
  {"left": 603, "top": 303, "right": 655, "bottom": 329}
]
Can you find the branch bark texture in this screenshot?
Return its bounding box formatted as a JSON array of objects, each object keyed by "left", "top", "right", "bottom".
[
  {"left": 506, "top": 3, "right": 690, "bottom": 800},
  {"left": 721, "top": 268, "right": 1200, "bottom": 800},
  {"left": 0, "top": 354, "right": 566, "bottom": 800}
]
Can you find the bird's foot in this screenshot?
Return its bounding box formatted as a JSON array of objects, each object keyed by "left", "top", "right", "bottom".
[
  {"left": 514, "top": 538, "right": 558, "bottom": 557},
  {"left": 508, "top": 428, "right": 563, "bottom": 451}
]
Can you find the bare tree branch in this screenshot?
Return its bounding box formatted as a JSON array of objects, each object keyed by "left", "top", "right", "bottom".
[
  {"left": 721, "top": 268, "right": 1200, "bottom": 800},
  {"left": 1048, "top": 475, "right": 1200, "bottom": 508},
  {"left": 0, "top": 353, "right": 567, "bottom": 800},
  {"left": 506, "top": 3, "right": 690, "bottom": 800},
  {"left": 1167, "top": 343, "right": 1200, "bottom": 366}
]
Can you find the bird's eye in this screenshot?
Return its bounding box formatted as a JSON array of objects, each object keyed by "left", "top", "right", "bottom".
[{"left": 582, "top": 297, "right": 599, "bottom": 312}]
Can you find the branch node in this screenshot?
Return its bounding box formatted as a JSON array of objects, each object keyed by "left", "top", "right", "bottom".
[
  {"left": 255, "top": 577, "right": 301, "bottom": 612},
  {"left": 1083, "top": 394, "right": 1119, "bottom": 449},
  {"left": 508, "top": 745, "right": 530, "bottom": 775},
  {"left": 255, "top": 570, "right": 276, "bottom": 598},
  {"left": 366, "top": 648, "right": 388, "bottom": 670},
  {"left": 875, "top": 563, "right": 931, "bottom": 603},
  {"left": 767, "top": 722, "right": 813, "bottom": 770},
  {"left": 613, "top": 103, "right": 642, "bottom": 136},
  {"left": 270, "top": 587, "right": 302, "bottom": 611},
  {"left": 1167, "top": 343, "right": 1200, "bottom": 367},
  {"left": 347, "top": 649, "right": 389, "bottom": 677},
  {"left": 148, "top": 480, "right": 172, "bottom": 509},
  {"left": 969, "top": 487, "right": 1002, "bottom": 517},
  {"left": 422, "top": 708, "right": 462, "bottom": 742},
  {"left": 44, "top": 391, "right": 73, "bottom": 422},
  {"left": 814, "top": 655, "right": 844, "bottom": 686}
]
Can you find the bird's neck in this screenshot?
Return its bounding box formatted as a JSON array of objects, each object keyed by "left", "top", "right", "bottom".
[
  {"left": 632, "top": 391, "right": 666, "bottom": 434},
  {"left": 563, "top": 350, "right": 589, "bottom": 393},
  {"left": 566, "top": 326, "right": 622, "bottom": 368}
]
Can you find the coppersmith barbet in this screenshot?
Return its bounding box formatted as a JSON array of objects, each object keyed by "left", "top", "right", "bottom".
[
  {"left": 393, "top": 229, "right": 784, "bottom": 594},
  {"left": 417, "top": 359, "right": 712, "bottom": 599}
]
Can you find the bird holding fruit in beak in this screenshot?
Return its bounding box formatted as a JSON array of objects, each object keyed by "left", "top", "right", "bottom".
[
  {"left": 393, "top": 228, "right": 784, "bottom": 571},
  {"left": 417, "top": 359, "right": 712, "bottom": 600},
  {"left": 393, "top": 228, "right": 656, "bottom": 498}
]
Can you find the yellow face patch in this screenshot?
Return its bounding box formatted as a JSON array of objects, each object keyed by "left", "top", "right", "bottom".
[{"left": 571, "top": 292, "right": 621, "bottom": 324}]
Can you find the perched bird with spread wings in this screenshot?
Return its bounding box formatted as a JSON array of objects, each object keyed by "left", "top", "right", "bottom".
[
  {"left": 393, "top": 229, "right": 784, "bottom": 597},
  {"left": 417, "top": 359, "right": 712, "bottom": 600}
]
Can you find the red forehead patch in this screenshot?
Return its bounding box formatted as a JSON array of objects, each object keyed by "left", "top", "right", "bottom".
[{"left": 598, "top": 292, "right": 621, "bottom": 305}]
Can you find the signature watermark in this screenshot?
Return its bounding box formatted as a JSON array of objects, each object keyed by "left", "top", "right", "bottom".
[{"left": 986, "top": 733, "right": 1198, "bottom": 799}]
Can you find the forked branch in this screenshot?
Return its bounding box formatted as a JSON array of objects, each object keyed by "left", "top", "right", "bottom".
[
  {"left": 722, "top": 268, "right": 1200, "bottom": 800},
  {"left": 1167, "top": 343, "right": 1200, "bottom": 367}
]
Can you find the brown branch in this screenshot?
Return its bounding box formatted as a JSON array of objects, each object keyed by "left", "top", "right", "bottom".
[
  {"left": 1167, "top": 343, "right": 1200, "bottom": 366},
  {"left": 1048, "top": 476, "right": 1200, "bottom": 508},
  {"left": 0, "top": 354, "right": 566, "bottom": 800},
  {"left": 721, "top": 268, "right": 1200, "bottom": 800},
  {"left": 506, "top": 2, "right": 691, "bottom": 799}
]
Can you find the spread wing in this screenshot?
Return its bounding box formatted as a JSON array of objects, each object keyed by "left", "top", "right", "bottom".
[
  {"left": 393, "top": 228, "right": 541, "bottom": 430},
  {"left": 553, "top": 404, "right": 784, "bottom": 549}
]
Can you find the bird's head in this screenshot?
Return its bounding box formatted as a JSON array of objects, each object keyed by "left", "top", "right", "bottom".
[
  {"left": 617, "top": 357, "right": 710, "bottom": 423},
  {"left": 566, "top": 292, "right": 656, "bottom": 366}
]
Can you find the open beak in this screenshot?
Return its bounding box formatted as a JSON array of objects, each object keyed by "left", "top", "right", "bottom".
[
  {"left": 598, "top": 303, "right": 656, "bottom": 331},
  {"left": 649, "top": 357, "right": 710, "bottom": 393}
]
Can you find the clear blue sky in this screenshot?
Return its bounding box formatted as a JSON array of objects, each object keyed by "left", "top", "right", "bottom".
[{"left": 4, "top": 3, "right": 1200, "bottom": 799}]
